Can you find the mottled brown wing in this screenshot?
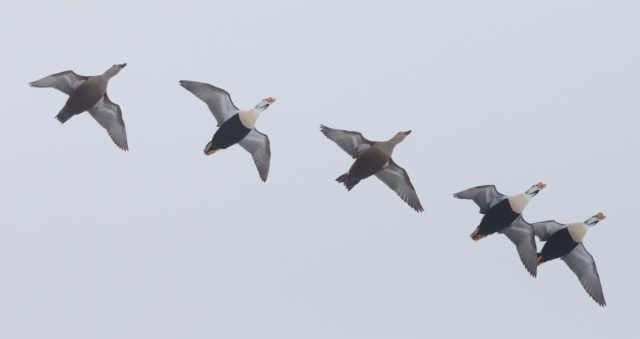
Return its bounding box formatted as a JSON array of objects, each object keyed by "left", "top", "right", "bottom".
[
  {"left": 29, "top": 71, "right": 88, "bottom": 95},
  {"left": 88, "top": 93, "right": 128, "bottom": 151},
  {"left": 374, "top": 158, "right": 423, "bottom": 212},
  {"left": 320, "top": 125, "right": 372, "bottom": 159}
]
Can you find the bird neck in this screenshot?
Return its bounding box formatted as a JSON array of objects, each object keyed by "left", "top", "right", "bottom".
[
  {"left": 376, "top": 141, "right": 396, "bottom": 155},
  {"left": 567, "top": 222, "right": 589, "bottom": 242},
  {"left": 507, "top": 193, "right": 530, "bottom": 214},
  {"left": 239, "top": 109, "right": 260, "bottom": 129}
]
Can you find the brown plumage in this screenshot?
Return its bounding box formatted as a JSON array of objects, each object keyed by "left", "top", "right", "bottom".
[
  {"left": 321, "top": 125, "right": 423, "bottom": 212},
  {"left": 57, "top": 78, "right": 106, "bottom": 123},
  {"left": 337, "top": 146, "right": 390, "bottom": 190},
  {"left": 29, "top": 64, "right": 129, "bottom": 151}
]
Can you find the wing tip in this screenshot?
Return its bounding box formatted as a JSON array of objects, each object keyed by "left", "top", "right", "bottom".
[{"left": 319, "top": 124, "right": 329, "bottom": 134}]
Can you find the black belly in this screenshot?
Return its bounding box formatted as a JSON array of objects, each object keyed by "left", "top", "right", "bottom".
[
  {"left": 210, "top": 114, "right": 251, "bottom": 150},
  {"left": 477, "top": 199, "right": 520, "bottom": 236},
  {"left": 539, "top": 228, "right": 578, "bottom": 263}
]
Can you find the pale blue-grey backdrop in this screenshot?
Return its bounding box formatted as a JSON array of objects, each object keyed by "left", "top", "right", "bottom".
[{"left": 1, "top": 1, "right": 638, "bottom": 338}]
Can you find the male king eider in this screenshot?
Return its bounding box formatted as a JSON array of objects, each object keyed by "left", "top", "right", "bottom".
[
  {"left": 180, "top": 80, "right": 275, "bottom": 182},
  {"left": 320, "top": 125, "right": 423, "bottom": 212},
  {"left": 532, "top": 213, "right": 607, "bottom": 306},
  {"left": 454, "top": 183, "right": 547, "bottom": 276},
  {"left": 29, "top": 64, "right": 129, "bottom": 150}
]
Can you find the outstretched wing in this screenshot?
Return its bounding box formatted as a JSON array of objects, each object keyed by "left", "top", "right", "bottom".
[
  {"left": 374, "top": 158, "right": 423, "bottom": 212},
  {"left": 238, "top": 128, "right": 271, "bottom": 182},
  {"left": 532, "top": 220, "right": 566, "bottom": 241},
  {"left": 87, "top": 93, "right": 128, "bottom": 151},
  {"left": 562, "top": 243, "right": 606, "bottom": 306},
  {"left": 499, "top": 216, "right": 538, "bottom": 277},
  {"left": 320, "top": 125, "right": 372, "bottom": 159},
  {"left": 453, "top": 185, "right": 506, "bottom": 214},
  {"left": 29, "top": 71, "right": 88, "bottom": 95},
  {"left": 180, "top": 80, "right": 240, "bottom": 126}
]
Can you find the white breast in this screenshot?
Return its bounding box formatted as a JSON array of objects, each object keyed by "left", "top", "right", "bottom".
[
  {"left": 239, "top": 109, "right": 259, "bottom": 129},
  {"left": 566, "top": 222, "right": 588, "bottom": 242},
  {"left": 507, "top": 193, "right": 530, "bottom": 214}
]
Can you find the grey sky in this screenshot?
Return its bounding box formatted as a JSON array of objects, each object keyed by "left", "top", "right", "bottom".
[{"left": 1, "top": 1, "right": 638, "bottom": 338}]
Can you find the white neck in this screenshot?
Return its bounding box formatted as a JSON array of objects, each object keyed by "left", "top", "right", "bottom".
[
  {"left": 507, "top": 193, "right": 531, "bottom": 214},
  {"left": 238, "top": 108, "right": 260, "bottom": 129},
  {"left": 567, "top": 222, "right": 589, "bottom": 242}
]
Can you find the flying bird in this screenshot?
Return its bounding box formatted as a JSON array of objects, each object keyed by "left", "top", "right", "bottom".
[
  {"left": 29, "top": 64, "right": 129, "bottom": 151},
  {"left": 532, "top": 213, "right": 607, "bottom": 306},
  {"left": 320, "top": 125, "right": 423, "bottom": 212},
  {"left": 180, "top": 80, "right": 274, "bottom": 182},
  {"left": 454, "top": 183, "right": 547, "bottom": 276}
]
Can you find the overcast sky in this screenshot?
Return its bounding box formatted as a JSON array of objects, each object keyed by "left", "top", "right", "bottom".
[{"left": 1, "top": 1, "right": 638, "bottom": 338}]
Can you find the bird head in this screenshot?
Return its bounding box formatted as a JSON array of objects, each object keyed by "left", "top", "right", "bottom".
[
  {"left": 105, "top": 63, "right": 127, "bottom": 78},
  {"left": 255, "top": 97, "right": 276, "bottom": 111},
  {"left": 391, "top": 130, "right": 412, "bottom": 144},
  {"left": 525, "top": 182, "right": 546, "bottom": 197},
  {"left": 585, "top": 212, "right": 606, "bottom": 226}
]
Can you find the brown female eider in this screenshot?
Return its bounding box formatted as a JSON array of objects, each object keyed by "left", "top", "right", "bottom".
[
  {"left": 29, "top": 64, "right": 129, "bottom": 150},
  {"left": 320, "top": 125, "right": 423, "bottom": 212}
]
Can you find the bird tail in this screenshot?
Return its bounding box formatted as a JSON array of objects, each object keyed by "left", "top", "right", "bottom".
[
  {"left": 204, "top": 142, "right": 220, "bottom": 156},
  {"left": 536, "top": 254, "right": 545, "bottom": 266},
  {"left": 336, "top": 173, "right": 359, "bottom": 191},
  {"left": 470, "top": 227, "right": 487, "bottom": 241},
  {"left": 55, "top": 108, "right": 73, "bottom": 124}
]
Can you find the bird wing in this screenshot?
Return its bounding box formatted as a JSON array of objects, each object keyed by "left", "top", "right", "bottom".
[
  {"left": 320, "top": 125, "right": 372, "bottom": 159},
  {"left": 499, "top": 216, "right": 538, "bottom": 277},
  {"left": 29, "top": 71, "right": 88, "bottom": 95},
  {"left": 374, "top": 158, "right": 423, "bottom": 212},
  {"left": 238, "top": 128, "right": 271, "bottom": 182},
  {"left": 87, "top": 93, "right": 128, "bottom": 151},
  {"left": 179, "top": 80, "right": 240, "bottom": 126},
  {"left": 561, "top": 243, "right": 606, "bottom": 306},
  {"left": 453, "top": 185, "right": 506, "bottom": 214},
  {"left": 531, "top": 220, "right": 566, "bottom": 241}
]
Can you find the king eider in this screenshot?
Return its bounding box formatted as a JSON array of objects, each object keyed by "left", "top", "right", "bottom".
[
  {"left": 29, "top": 64, "right": 129, "bottom": 151},
  {"left": 180, "top": 80, "right": 274, "bottom": 182},
  {"left": 454, "top": 183, "right": 547, "bottom": 276},
  {"left": 320, "top": 125, "right": 423, "bottom": 212},
  {"left": 532, "top": 213, "right": 607, "bottom": 306}
]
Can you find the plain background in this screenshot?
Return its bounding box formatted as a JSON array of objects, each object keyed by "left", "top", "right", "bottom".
[{"left": 1, "top": 1, "right": 638, "bottom": 338}]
